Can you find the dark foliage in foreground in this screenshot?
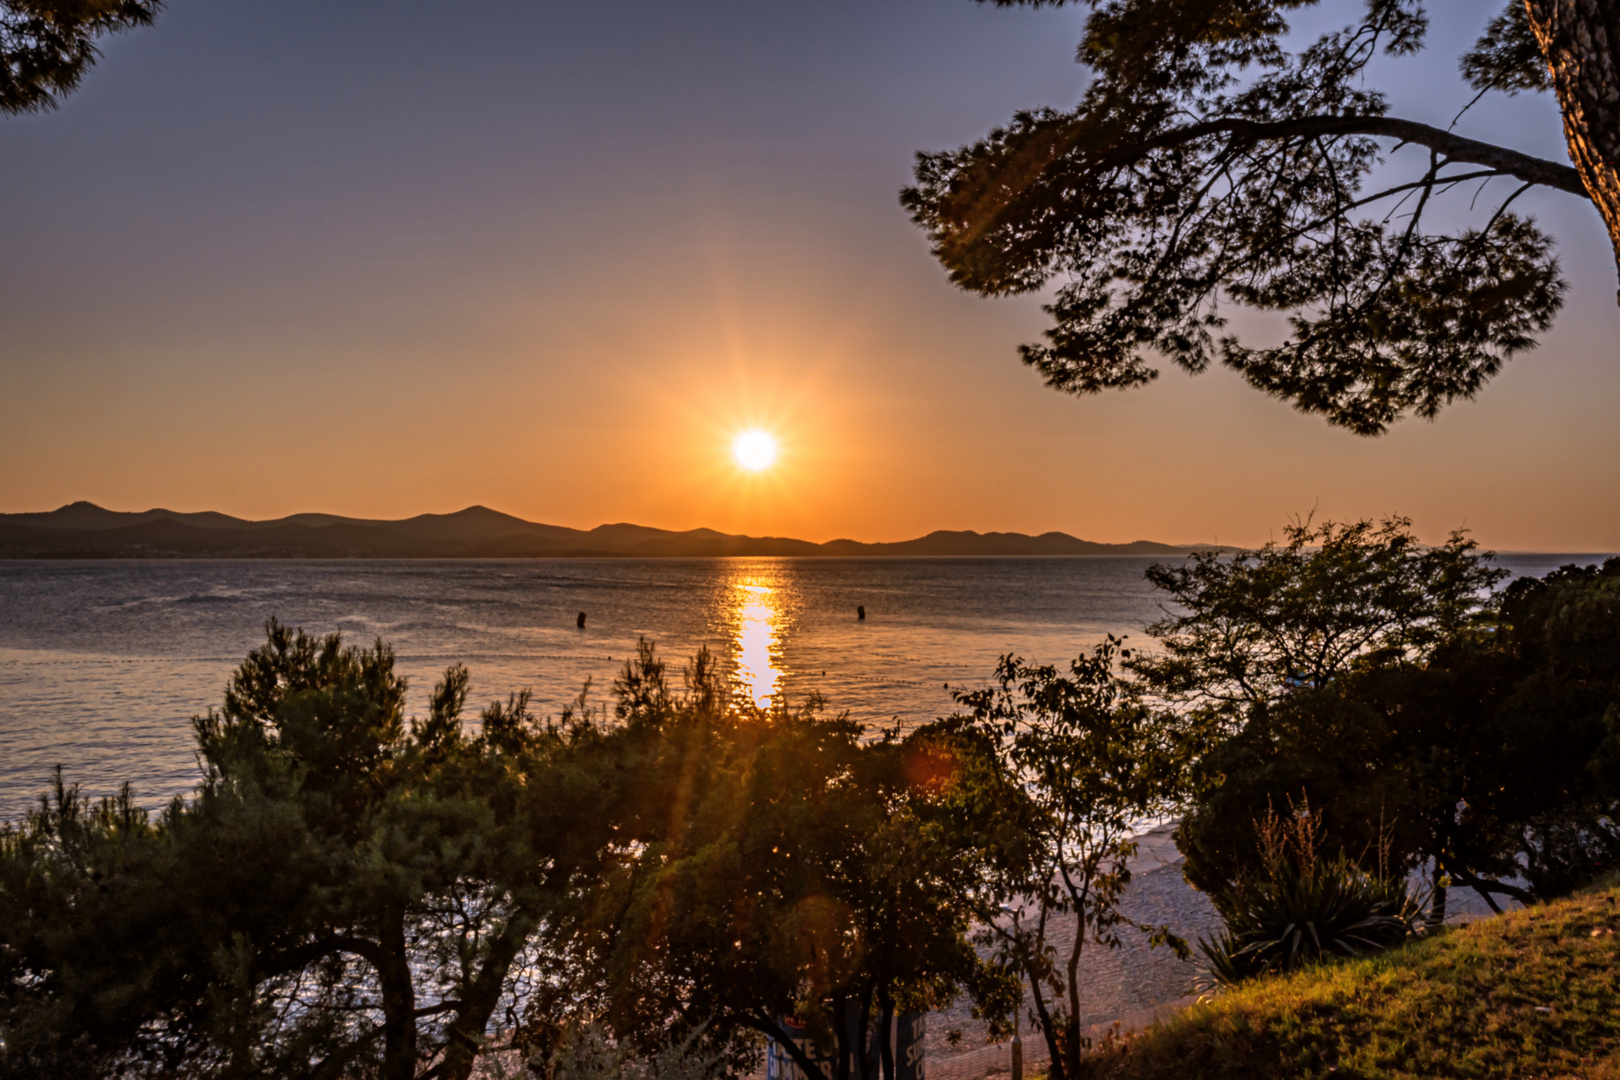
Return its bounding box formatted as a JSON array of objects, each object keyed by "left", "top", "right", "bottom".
[
  {"left": 904, "top": 0, "right": 1620, "bottom": 433},
  {"left": 946, "top": 639, "right": 1195, "bottom": 1080},
  {"left": 1157, "top": 528, "right": 1620, "bottom": 923},
  {"left": 1197, "top": 804, "right": 1422, "bottom": 986},
  {"left": 0, "top": 629, "right": 1031, "bottom": 1080},
  {"left": 0, "top": 620, "right": 622, "bottom": 1080},
  {"left": 2, "top": 522, "right": 1617, "bottom": 1078},
  {"left": 2, "top": 0, "right": 161, "bottom": 115}
]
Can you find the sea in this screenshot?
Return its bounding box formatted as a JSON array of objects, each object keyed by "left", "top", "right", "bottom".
[{"left": 0, "top": 553, "right": 1606, "bottom": 822}]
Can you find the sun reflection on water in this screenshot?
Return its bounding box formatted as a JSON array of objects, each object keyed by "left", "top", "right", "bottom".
[{"left": 730, "top": 581, "right": 781, "bottom": 708}]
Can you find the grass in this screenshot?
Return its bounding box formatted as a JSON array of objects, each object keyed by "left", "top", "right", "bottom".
[{"left": 1086, "top": 883, "right": 1620, "bottom": 1080}]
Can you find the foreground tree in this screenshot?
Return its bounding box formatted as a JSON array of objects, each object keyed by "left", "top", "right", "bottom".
[
  {"left": 2, "top": 0, "right": 161, "bottom": 115},
  {"left": 1494, "top": 557, "right": 1620, "bottom": 894},
  {"left": 0, "top": 621, "right": 621, "bottom": 1080},
  {"left": 1132, "top": 516, "right": 1505, "bottom": 728},
  {"left": 948, "top": 638, "right": 1191, "bottom": 1080},
  {"left": 904, "top": 0, "right": 1616, "bottom": 434},
  {"left": 587, "top": 642, "right": 1011, "bottom": 1080},
  {"left": 1144, "top": 520, "right": 1620, "bottom": 922}
]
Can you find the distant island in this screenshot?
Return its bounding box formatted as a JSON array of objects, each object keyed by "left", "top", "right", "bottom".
[{"left": 0, "top": 502, "right": 1206, "bottom": 559}]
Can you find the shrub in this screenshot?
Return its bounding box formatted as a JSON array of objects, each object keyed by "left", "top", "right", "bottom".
[
  {"left": 538, "top": 1024, "right": 725, "bottom": 1080},
  {"left": 1199, "top": 803, "right": 1423, "bottom": 987}
]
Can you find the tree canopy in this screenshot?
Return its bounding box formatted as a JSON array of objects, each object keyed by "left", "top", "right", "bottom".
[
  {"left": 1139, "top": 520, "right": 1620, "bottom": 925},
  {"left": 903, "top": 0, "right": 1619, "bottom": 434},
  {"left": 0, "top": 629, "right": 1027, "bottom": 1080},
  {"left": 1, "top": 0, "right": 160, "bottom": 115},
  {"left": 0, "top": 622, "right": 624, "bottom": 1080},
  {"left": 948, "top": 638, "right": 1193, "bottom": 1080}
]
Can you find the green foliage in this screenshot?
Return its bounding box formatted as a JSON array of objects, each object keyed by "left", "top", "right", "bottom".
[
  {"left": 0, "top": 619, "right": 622, "bottom": 1080},
  {"left": 1461, "top": 2, "right": 1550, "bottom": 95},
  {"left": 1198, "top": 804, "right": 1422, "bottom": 986},
  {"left": 538, "top": 1023, "right": 725, "bottom": 1080},
  {"left": 1148, "top": 521, "right": 1620, "bottom": 923},
  {"left": 588, "top": 640, "right": 1010, "bottom": 1080},
  {"left": 1, "top": 628, "right": 1057, "bottom": 1080},
  {"left": 0, "top": 774, "right": 185, "bottom": 1078},
  {"left": 1088, "top": 886, "right": 1620, "bottom": 1079},
  {"left": 1497, "top": 558, "right": 1620, "bottom": 895},
  {"left": 902, "top": 0, "right": 1583, "bottom": 433},
  {"left": 2, "top": 0, "right": 161, "bottom": 115},
  {"left": 1134, "top": 515, "right": 1504, "bottom": 729},
  {"left": 950, "top": 637, "right": 1193, "bottom": 1080}
]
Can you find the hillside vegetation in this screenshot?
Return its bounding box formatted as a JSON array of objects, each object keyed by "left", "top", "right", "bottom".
[{"left": 1091, "top": 885, "right": 1620, "bottom": 1080}]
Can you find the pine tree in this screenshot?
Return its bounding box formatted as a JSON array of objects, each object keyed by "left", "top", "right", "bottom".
[{"left": 903, "top": 0, "right": 1620, "bottom": 434}]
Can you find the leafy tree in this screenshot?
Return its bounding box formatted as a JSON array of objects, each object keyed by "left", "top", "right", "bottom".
[
  {"left": 2, "top": 0, "right": 160, "bottom": 115},
  {"left": 903, "top": 0, "right": 1619, "bottom": 434},
  {"left": 1494, "top": 557, "right": 1620, "bottom": 894},
  {"left": 1148, "top": 523, "right": 1620, "bottom": 924},
  {"left": 1173, "top": 653, "right": 1540, "bottom": 923},
  {"left": 1133, "top": 516, "right": 1504, "bottom": 725},
  {"left": 0, "top": 620, "right": 622, "bottom": 1080},
  {"left": 539, "top": 1022, "right": 724, "bottom": 1080},
  {"left": 949, "top": 637, "right": 1191, "bottom": 1080},
  {"left": 588, "top": 641, "right": 1010, "bottom": 1080},
  {"left": 1134, "top": 517, "right": 1509, "bottom": 915}
]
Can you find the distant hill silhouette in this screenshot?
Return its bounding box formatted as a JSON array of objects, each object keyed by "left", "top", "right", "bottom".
[{"left": 0, "top": 502, "right": 1203, "bottom": 559}]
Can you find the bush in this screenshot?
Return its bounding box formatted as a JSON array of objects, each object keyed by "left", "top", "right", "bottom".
[
  {"left": 538, "top": 1024, "right": 725, "bottom": 1080},
  {"left": 1199, "top": 803, "right": 1423, "bottom": 987}
]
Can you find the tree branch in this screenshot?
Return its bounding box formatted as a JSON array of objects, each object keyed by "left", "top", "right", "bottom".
[{"left": 1100, "top": 115, "right": 1586, "bottom": 198}]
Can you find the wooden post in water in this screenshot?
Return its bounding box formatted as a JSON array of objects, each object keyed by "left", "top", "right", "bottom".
[
  {"left": 577, "top": 612, "right": 587, "bottom": 628},
  {"left": 857, "top": 605, "right": 866, "bottom": 620}
]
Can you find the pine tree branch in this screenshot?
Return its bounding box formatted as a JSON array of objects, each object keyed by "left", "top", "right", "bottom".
[{"left": 1100, "top": 115, "right": 1587, "bottom": 198}]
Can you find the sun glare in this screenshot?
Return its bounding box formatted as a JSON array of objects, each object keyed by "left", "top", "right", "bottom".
[{"left": 732, "top": 429, "right": 778, "bottom": 473}]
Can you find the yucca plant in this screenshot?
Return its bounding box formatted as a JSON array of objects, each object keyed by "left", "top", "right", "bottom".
[{"left": 1199, "top": 801, "right": 1425, "bottom": 988}]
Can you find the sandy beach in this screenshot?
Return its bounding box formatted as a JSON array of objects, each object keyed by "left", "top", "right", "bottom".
[{"left": 921, "top": 823, "right": 1517, "bottom": 1080}]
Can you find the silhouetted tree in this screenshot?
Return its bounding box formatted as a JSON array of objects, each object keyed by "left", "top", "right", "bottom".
[
  {"left": 949, "top": 638, "right": 1192, "bottom": 1080},
  {"left": 2, "top": 1, "right": 161, "bottom": 115},
  {"left": 903, "top": 0, "right": 1618, "bottom": 434},
  {"left": 589, "top": 641, "right": 1012, "bottom": 1080},
  {"left": 1146, "top": 523, "right": 1620, "bottom": 923},
  {"left": 0, "top": 621, "right": 622, "bottom": 1080}
]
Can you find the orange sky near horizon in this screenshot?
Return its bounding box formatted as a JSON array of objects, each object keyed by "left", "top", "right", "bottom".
[{"left": 1, "top": 0, "right": 1616, "bottom": 553}]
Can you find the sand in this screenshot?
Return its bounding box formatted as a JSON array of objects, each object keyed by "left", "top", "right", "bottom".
[{"left": 920, "top": 822, "right": 1516, "bottom": 1080}]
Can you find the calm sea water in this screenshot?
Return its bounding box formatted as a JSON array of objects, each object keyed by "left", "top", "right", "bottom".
[{"left": 0, "top": 554, "right": 1603, "bottom": 821}]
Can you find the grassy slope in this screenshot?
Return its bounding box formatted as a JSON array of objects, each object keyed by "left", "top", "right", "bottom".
[{"left": 1090, "top": 885, "right": 1620, "bottom": 1080}]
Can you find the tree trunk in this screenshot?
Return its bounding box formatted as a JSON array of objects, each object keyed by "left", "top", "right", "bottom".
[
  {"left": 1020, "top": 949, "right": 1065, "bottom": 1080},
  {"left": 439, "top": 909, "right": 538, "bottom": 1080},
  {"left": 833, "top": 991, "right": 852, "bottom": 1080},
  {"left": 878, "top": 987, "right": 896, "bottom": 1080},
  {"left": 855, "top": 978, "right": 876, "bottom": 1080},
  {"left": 1526, "top": 0, "right": 1620, "bottom": 303},
  {"left": 379, "top": 907, "right": 419, "bottom": 1080},
  {"left": 1064, "top": 909, "right": 1085, "bottom": 1080}
]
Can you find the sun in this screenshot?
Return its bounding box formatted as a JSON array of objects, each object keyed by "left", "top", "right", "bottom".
[{"left": 732, "top": 429, "right": 778, "bottom": 472}]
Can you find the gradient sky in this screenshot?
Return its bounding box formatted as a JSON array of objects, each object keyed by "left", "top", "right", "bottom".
[{"left": 1, "top": 0, "right": 1616, "bottom": 549}]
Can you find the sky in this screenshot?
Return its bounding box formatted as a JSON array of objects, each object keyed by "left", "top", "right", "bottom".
[{"left": 0, "top": 0, "right": 1615, "bottom": 550}]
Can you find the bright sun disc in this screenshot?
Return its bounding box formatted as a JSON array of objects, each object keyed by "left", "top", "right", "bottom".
[{"left": 732, "top": 430, "right": 778, "bottom": 472}]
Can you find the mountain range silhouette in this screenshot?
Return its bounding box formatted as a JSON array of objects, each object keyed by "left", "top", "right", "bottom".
[{"left": 0, "top": 502, "right": 1199, "bottom": 559}]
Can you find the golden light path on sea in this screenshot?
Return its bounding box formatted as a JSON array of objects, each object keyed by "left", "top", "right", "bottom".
[{"left": 729, "top": 580, "right": 781, "bottom": 708}]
